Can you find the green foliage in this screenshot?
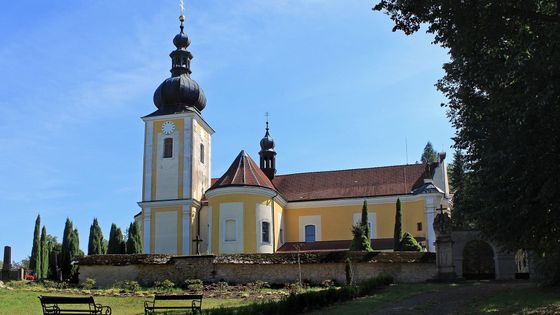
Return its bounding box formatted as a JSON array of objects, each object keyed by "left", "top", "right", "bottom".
[
  {"left": 87, "top": 218, "right": 106, "bottom": 255},
  {"left": 420, "top": 141, "right": 438, "bottom": 163},
  {"left": 393, "top": 198, "right": 403, "bottom": 251},
  {"left": 184, "top": 279, "right": 204, "bottom": 291},
  {"left": 246, "top": 280, "right": 270, "bottom": 293},
  {"left": 154, "top": 279, "right": 175, "bottom": 291},
  {"left": 449, "top": 149, "right": 477, "bottom": 230},
  {"left": 321, "top": 279, "right": 335, "bottom": 288},
  {"left": 374, "top": 0, "right": 560, "bottom": 284},
  {"left": 399, "top": 232, "right": 422, "bottom": 252},
  {"left": 42, "top": 280, "right": 68, "bottom": 289},
  {"left": 126, "top": 221, "right": 142, "bottom": 254},
  {"left": 61, "top": 219, "right": 80, "bottom": 281},
  {"left": 30, "top": 215, "right": 41, "bottom": 276},
  {"left": 112, "top": 280, "right": 140, "bottom": 292},
  {"left": 350, "top": 201, "right": 373, "bottom": 251},
  {"left": 285, "top": 282, "right": 303, "bottom": 295},
  {"left": 216, "top": 281, "right": 229, "bottom": 293},
  {"left": 345, "top": 258, "right": 353, "bottom": 286},
  {"left": 202, "top": 274, "right": 393, "bottom": 315},
  {"left": 82, "top": 278, "right": 96, "bottom": 290},
  {"left": 39, "top": 226, "right": 49, "bottom": 280},
  {"left": 107, "top": 224, "right": 126, "bottom": 254}
]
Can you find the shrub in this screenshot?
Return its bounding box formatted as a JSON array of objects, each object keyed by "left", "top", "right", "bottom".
[
  {"left": 112, "top": 280, "right": 140, "bottom": 292},
  {"left": 154, "top": 279, "right": 175, "bottom": 291},
  {"left": 400, "top": 232, "right": 422, "bottom": 251},
  {"left": 43, "top": 280, "right": 68, "bottom": 289},
  {"left": 284, "top": 281, "right": 303, "bottom": 295},
  {"left": 184, "top": 279, "right": 204, "bottom": 291},
  {"left": 246, "top": 280, "right": 270, "bottom": 293},
  {"left": 216, "top": 281, "right": 229, "bottom": 292},
  {"left": 321, "top": 279, "right": 335, "bottom": 288},
  {"left": 82, "top": 278, "right": 96, "bottom": 290}
]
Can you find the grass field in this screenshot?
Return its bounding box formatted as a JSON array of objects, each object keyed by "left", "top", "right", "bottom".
[
  {"left": 465, "top": 286, "right": 560, "bottom": 314},
  {"left": 0, "top": 289, "right": 250, "bottom": 315}
]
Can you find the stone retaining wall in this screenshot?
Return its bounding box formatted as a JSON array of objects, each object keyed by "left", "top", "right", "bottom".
[{"left": 78, "top": 252, "right": 437, "bottom": 288}]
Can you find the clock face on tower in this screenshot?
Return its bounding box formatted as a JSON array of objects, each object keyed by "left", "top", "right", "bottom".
[{"left": 162, "top": 121, "right": 176, "bottom": 135}]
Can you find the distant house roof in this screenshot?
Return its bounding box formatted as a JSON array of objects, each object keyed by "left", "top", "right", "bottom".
[
  {"left": 271, "top": 163, "right": 435, "bottom": 202},
  {"left": 208, "top": 150, "right": 276, "bottom": 191},
  {"left": 277, "top": 237, "right": 426, "bottom": 252}
]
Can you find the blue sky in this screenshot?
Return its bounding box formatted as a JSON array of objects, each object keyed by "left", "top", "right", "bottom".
[{"left": 0, "top": 1, "right": 452, "bottom": 262}]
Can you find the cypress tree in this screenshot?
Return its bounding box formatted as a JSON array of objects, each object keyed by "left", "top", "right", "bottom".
[
  {"left": 126, "top": 221, "right": 143, "bottom": 254},
  {"left": 30, "top": 214, "right": 41, "bottom": 276},
  {"left": 350, "top": 201, "right": 373, "bottom": 251},
  {"left": 107, "top": 224, "right": 126, "bottom": 254},
  {"left": 61, "top": 218, "right": 74, "bottom": 279},
  {"left": 88, "top": 218, "right": 105, "bottom": 255},
  {"left": 361, "top": 200, "right": 371, "bottom": 243},
  {"left": 400, "top": 232, "right": 422, "bottom": 252},
  {"left": 40, "top": 226, "right": 49, "bottom": 280},
  {"left": 393, "top": 198, "right": 403, "bottom": 251}
]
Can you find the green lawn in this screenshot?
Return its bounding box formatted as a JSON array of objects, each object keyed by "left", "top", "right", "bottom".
[
  {"left": 0, "top": 289, "right": 250, "bottom": 315},
  {"left": 464, "top": 286, "right": 560, "bottom": 315}
]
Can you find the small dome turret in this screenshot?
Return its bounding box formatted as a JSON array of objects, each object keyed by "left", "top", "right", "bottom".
[{"left": 259, "top": 118, "right": 277, "bottom": 180}]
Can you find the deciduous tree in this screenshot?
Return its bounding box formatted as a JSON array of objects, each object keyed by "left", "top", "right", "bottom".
[{"left": 374, "top": 0, "right": 560, "bottom": 283}]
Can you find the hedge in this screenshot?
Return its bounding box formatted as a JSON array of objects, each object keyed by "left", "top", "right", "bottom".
[{"left": 203, "top": 273, "right": 394, "bottom": 315}]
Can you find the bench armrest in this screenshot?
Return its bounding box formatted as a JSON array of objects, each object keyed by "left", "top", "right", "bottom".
[
  {"left": 96, "top": 304, "right": 112, "bottom": 315},
  {"left": 192, "top": 299, "right": 202, "bottom": 309}
]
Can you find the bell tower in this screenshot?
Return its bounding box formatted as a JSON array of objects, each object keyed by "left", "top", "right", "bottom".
[
  {"left": 138, "top": 12, "right": 213, "bottom": 255},
  {"left": 259, "top": 117, "right": 276, "bottom": 180}
]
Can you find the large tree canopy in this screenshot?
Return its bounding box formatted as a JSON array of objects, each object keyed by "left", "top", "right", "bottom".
[{"left": 374, "top": 0, "right": 560, "bottom": 281}]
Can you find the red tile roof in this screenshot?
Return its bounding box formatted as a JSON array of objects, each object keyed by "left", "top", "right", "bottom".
[
  {"left": 208, "top": 150, "right": 275, "bottom": 191},
  {"left": 271, "top": 163, "right": 434, "bottom": 202}
]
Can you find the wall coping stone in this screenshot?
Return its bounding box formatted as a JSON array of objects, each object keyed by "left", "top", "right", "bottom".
[{"left": 78, "top": 251, "right": 435, "bottom": 266}]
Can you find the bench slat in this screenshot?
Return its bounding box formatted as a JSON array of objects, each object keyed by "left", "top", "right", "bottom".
[
  {"left": 154, "top": 294, "right": 203, "bottom": 301},
  {"left": 40, "top": 296, "right": 95, "bottom": 304}
]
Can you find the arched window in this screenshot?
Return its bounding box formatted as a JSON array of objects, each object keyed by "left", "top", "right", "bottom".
[
  {"left": 163, "top": 138, "right": 173, "bottom": 158},
  {"left": 261, "top": 221, "right": 270, "bottom": 243},
  {"left": 304, "top": 225, "right": 316, "bottom": 242},
  {"left": 225, "top": 219, "right": 236, "bottom": 242}
]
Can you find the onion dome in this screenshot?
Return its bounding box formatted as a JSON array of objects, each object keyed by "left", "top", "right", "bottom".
[
  {"left": 260, "top": 121, "right": 275, "bottom": 151},
  {"left": 153, "top": 15, "right": 206, "bottom": 113}
]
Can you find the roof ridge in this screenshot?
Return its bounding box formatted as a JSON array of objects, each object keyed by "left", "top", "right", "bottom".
[{"left": 274, "top": 163, "right": 428, "bottom": 178}]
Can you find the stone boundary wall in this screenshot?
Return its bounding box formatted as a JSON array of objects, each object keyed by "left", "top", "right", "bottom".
[{"left": 78, "top": 252, "right": 436, "bottom": 288}]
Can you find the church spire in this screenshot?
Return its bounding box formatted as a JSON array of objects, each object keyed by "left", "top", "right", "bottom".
[
  {"left": 259, "top": 113, "right": 277, "bottom": 180},
  {"left": 152, "top": 5, "right": 207, "bottom": 113}
]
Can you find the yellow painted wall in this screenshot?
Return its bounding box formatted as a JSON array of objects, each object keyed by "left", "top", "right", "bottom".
[
  {"left": 208, "top": 193, "right": 284, "bottom": 254},
  {"left": 285, "top": 198, "right": 427, "bottom": 243},
  {"left": 273, "top": 200, "right": 284, "bottom": 251}
]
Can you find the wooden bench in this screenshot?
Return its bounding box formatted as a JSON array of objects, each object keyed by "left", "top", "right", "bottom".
[
  {"left": 38, "top": 296, "right": 112, "bottom": 315},
  {"left": 144, "top": 294, "right": 203, "bottom": 315}
]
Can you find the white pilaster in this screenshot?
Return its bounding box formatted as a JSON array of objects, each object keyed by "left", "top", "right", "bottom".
[
  {"left": 144, "top": 121, "right": 154, "bottom": 201},
  {"left": 183, "top": 117, "right": 192, "bottom": 199},
  {"left": 425, "top": 197, "right": 436, "bottom": 252},
  {"left": 143, "top": 208, "right": 151, "bottom": 254},
  {"left": 207, "top": 207, "right": 212, "bottom": 254},
  {"left": 182, "top": 206, "right": 191, "bottom": 255}
]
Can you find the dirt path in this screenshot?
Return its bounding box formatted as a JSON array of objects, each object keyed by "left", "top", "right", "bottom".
[{"left": 369, "top": 281, "right": 532, "bottom": 315}]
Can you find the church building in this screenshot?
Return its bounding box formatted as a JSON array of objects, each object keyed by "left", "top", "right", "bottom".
[{"left": 135, "top": 15, "right": 451, "bottom": 256}]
